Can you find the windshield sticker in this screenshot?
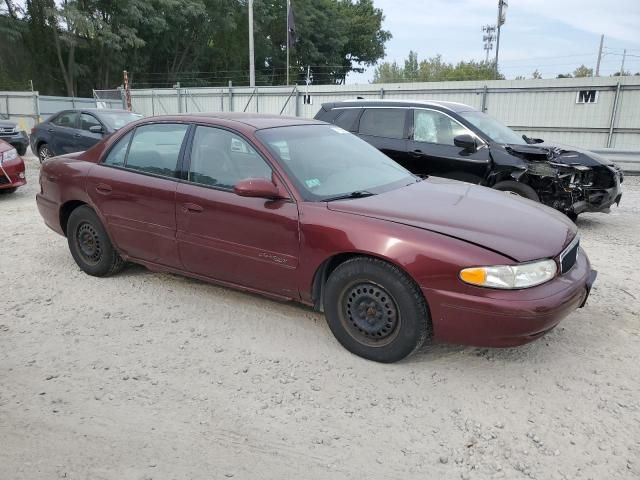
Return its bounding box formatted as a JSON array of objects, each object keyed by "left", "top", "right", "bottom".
[
  {"left": 305, "top": 178, "right": 321, "bottom": 189},
  {"left": 330, "top": 127, "right": 348, "bottom": 134}
]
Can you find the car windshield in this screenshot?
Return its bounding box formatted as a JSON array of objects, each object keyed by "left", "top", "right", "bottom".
[
  {"left": 459, "top": 110, "right": 527, "bottom": 145},
  {"left": 256, "top": 124, "right": 416, "bottom": 201},
  {"left": 97, "top": 112, "right": 143, "bottom": 130}
]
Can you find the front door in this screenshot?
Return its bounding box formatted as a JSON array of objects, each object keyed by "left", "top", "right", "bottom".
[
  {"left": 407, "top": 108, "right": 491, "bottom": 182},
  {"left": 77, "top": 113, "right": 105, "bottom": 151},
  {"left": 86, "top": 123, "right": 190, "bottom": 268},
  {"left": 176, "top": 125, "right": 300, "bottom": 298}
]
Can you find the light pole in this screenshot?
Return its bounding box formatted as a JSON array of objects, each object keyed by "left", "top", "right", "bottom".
[
  {"left": 249, "top": 0, "right": 255, "bottom": 87},
  {"left": 494, "top": 0, "right": 507, "bottom": 79}
]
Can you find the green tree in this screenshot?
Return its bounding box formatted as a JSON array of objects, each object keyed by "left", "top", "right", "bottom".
[
  {"left": 572, "top": 64, "right": 593, "bottom": 77},
  {"left": 531, "top": 69, "right": 542, "bottom": 79}
]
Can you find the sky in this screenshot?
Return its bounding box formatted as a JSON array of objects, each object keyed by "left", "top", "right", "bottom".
[{"left": 347, "top": 0, "right": 640, "bottom": 83}]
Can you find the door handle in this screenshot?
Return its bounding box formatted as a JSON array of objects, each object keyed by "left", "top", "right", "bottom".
[
  {"left": 411, "top": 149, "right": 423, "bottom": 157},
  {"left": 47, "top": 128, "right": 54, "bottom": 133},
  {"left": 74, "top": 133, "right": 81, "bottom": 138},
  {"left": 182, "top": 202, "right": 203, "bottom": 213},
  {"left": 95, "top": 183, "right": 112, "bottom": 194}
]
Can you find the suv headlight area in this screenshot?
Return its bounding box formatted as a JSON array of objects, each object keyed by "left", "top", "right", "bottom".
[{"left": 460, "top": 259, "right": 558, "bottom": 289}]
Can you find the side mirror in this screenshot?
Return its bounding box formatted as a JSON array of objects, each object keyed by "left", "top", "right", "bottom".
[
  {"left": 89, "top": 125, "right": 104, "bottom": 134},
  {"left": 454, "top": 134, "right": 477, "bottom": 152},
  {"left": 523, "top": 134, "right": 544, "bottom": 144},
  {"left": 233, "top": 178, "right": 285, "bottom": 200}
]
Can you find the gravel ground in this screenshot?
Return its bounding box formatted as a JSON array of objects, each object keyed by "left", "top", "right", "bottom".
[{"left": 1, "top": 154, "right": 639, "bottom": 480}]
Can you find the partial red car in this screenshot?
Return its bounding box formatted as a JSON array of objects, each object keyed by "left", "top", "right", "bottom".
[
  {"left": 0, "top": 139, "right": 26, "bottom": 194},
  {"left": 36, "top": 114, "right": 597, "bottom": 362}
]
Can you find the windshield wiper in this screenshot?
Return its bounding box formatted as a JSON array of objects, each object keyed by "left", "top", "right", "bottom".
[{"left": 323, "top": 190, "right": 376, "bottom": 202}]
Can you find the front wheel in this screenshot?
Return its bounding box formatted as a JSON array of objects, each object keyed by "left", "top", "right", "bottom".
[
  {"left": 492, "top": 180, "right": 540, "bottom": 202},
  {"left": 0, "top": 187, "right": 17, "bottom": 194},
  {"left": 16, "top": 145, "right": 27, "bottom": 156},
  {"left": 323, "top": 257, "right": 431, "bottom": 363},
  {"left": 67, "top": 205, "right": 125, "bottom": 277},
  {"left": 38, "top": 143, "right": 53, "bottom": 163}
]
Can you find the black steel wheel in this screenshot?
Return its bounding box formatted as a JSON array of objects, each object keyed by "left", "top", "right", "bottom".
[
  {"left": 323, "top": 257, "right": 431, "bottom": 363},
  {"left": 67, "top": 205, "right": 124, "bottom": 277},
  {"left": 342, "top": 281, "right": 400, "bottom": 347},
  {"left": 38, "top": 143, "right": 53, "bottom": 163}
]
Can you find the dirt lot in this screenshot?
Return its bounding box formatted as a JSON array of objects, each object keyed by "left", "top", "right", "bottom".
[{"left": 1, "top": 154, "right": 639, "bottom": 480}]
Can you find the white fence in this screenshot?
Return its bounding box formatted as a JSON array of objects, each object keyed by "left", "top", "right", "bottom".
[{"left": 2, "top": 76, "right": 640, "bottom": 150}]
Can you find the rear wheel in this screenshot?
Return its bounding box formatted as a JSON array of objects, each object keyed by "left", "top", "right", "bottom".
[
  {"left": 493, "top": 180, "right": 540, "bottom": 202},
  {"left": 67, "top": 205, "right": 124, "bottom": 277},
  {"left": 38, "top": 143, "right": 53, "bottom": 163},
  {"left": 323, "top": 257, "right": 430, "bottom": 363}
]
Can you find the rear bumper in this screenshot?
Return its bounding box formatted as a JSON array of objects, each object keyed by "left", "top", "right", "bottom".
[
  {"left": 36, "top": 193, "right": 64, "bottom": 235},
  {"left": 423, "top": 251, "right": 596, "bottom": 347},
  {"left": 0, "top": 157, "right": 26, "bottom": 190}
]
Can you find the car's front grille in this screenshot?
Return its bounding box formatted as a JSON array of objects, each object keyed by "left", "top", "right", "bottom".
[
  {"left": 559, "top": 236, "right": 579, "bottom": 274},
  {"left": 0, "top": 127, "right": 15, "bottom": 135}
]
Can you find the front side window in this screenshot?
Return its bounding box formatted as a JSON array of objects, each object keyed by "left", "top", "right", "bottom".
[
  {"left": 257, "top": 124, "right": 415, "bottom": 201},
  {"left": 459, "top": 110, "right": 526, "bottom": 145},
  {"left": 188, "top": 126, "right": 271, "bottom": 189},
  {"left": 80, "top": 113, "right": 102, "bottom": 132},
  {"left": 413, "top": 109, "right": 470, "bottom": 146},
  {"left": 52, "top": 111, "right": 78, "bottom": 129},
  {"left": 358, "top": 109, "right": 406, "bottom": 139}
]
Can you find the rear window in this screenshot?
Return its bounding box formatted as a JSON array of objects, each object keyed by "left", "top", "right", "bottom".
[
  {"left": 358, "top": 108, "right": 406, "bottom": 139},
  {"left": 125, "top": 124, "right": 189, "bottom": 178}
]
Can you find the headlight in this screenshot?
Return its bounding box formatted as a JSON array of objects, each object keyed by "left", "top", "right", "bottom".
[
  {"left": 460, "top": 259, "right": 557, "bottom": 289},
  {"left": 1, "top": 148, "right": 18, "bottom": 163}
]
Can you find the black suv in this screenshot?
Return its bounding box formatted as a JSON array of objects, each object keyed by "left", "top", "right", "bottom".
[{"left": 315, "top": 100, "right": 623, "bottom": 220}]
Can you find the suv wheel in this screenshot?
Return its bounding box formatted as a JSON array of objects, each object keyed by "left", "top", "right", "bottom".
[{"left": 493, "top": 180, "right": 540, "bottom": 202}]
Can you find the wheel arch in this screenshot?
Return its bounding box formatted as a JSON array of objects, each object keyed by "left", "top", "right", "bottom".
[
  {"left": 59, "top": 200, "right": 88, "bottom": 236},
  {"left": 310, "top": 251, "right": 428, "bottom": 315}
]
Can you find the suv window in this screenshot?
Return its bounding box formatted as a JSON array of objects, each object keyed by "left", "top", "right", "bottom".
[
  {"left": 125, "top": 124, "right": 189, "bottom": 178},
  {"left": 52, "top": 111, "right": 78, "bottom": 129},
  {"left": 333, "top": 109, "right": 361, "bottom": 131},
  {"left": 358, "top": 108, "right": 406, "bottom": 139},
  {"left": 414, "top": 109, "right": 470, "bottom": 146},
  {"left": 103, "top": 131, "right": 132, "bottom": 167},
  {"left": 189, "top": 126, "right": 271, "bottom": 189},
  {"left": 80, "top": 113, "right": 102, "bottom": 131}
]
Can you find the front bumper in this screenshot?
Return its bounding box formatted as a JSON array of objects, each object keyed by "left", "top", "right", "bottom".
[
  {"left": 0, "top": 156, "right": 26, "bottom": 190},
  {"left": 423, "top": 249, "right": 596, "bottom": 347},
  {"left": 575, "top": 171, "right": 623, "bottom": 214}
]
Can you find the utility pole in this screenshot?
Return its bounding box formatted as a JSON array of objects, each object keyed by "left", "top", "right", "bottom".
[
  {"left": 286, "top": 0, "right": 290, "bottom": 85},
  {"left": 122, "top": 70, "right": 132, "bottom": 111},
  {"left": 620, "top": 49, "right": 627, "bottom": 76},
  {"left": 482, "top": 25, "right": 496, "bottom": 63},
  {"left": 595, "top": 34, "right": 604, "bottom": 76},
  {"left": 494, "top": 0, "right": 507, "bottom": 79},
  {"left": 248, "top": 0, "right": 255, "bottom": 87}
]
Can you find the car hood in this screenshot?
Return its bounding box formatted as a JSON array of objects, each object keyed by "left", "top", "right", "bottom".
[
  {"left": 327, "top": 178, "right": 577, "bottom": 262},
  {"left": 0, "top": 120, "right": 17, "bottom": 130},
  {"left": 503, "top": 142, "right": 615, "bottom": 168}
]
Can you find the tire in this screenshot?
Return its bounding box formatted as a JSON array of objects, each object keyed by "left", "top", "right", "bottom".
[
  {"left": 492, "top": 180, "right": 540, "bottom": 202},
  {"left": 38, "top": 143, "right": 54, "bottom": 163},
  {"left": 16, "top": 145, "right": 27, "bottom": 156},
  {"left": 0, "top": 187, "right": 17, "bottom": 194},
  {"left": 323, "top": 257, "right": 430, "bottom": 363},
  {"left": 566, "top": 212, "right": 579, "bottom": 222},
  {"left": 66, "top": 205, "right": 125, "bottom": 277}
]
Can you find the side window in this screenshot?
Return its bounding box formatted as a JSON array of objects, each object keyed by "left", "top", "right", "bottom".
[
  {"left": 189, "top": 126, "right": 271, "bottom": 190},
  {"left": 358, "top": 109, "right": 406, "bottom": 139},
  {"left": 80, "top": 113, "right": 101, "bottom": 131},
  {"left": 414, "top": 109, "right": 470, "bottom": 146},
  {"left": 333, "top": 109, "right": 361, "bottom": 131},
  {"left": 103, "top": 131, "right": 132, "bottom": 167},
  {"left": 126, "top": 124, "right": 189, "bottom": 178},
  {"left": 52, "top": 112, "right": 79, "bottom": 128}
]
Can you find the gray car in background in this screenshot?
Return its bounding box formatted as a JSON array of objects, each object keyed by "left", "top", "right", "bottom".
[{"left": 30, "top": 109, "right": 142, "bottom": 162}]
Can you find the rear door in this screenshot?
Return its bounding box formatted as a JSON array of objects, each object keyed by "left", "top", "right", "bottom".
[
  {"left": 49, "top": 111, "right": 80, "bottom": 155},
  {"left": 175, "top": 125, "right": 300, "bottom": 297},
  {"left": 407, "top": 108, "right": 490, "bottom": 182},
  {"left": 356, "top": 108, "right": 410, "bottom": 166},
  {"left": 86, "top": 123, "right": 190, "bottom": 268},
  {"left": 77, "top": 113, "right": 105, "bottom": 151}
]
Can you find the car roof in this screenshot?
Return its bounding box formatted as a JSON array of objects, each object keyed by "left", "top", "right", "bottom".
[
  {"left": 141, "top": 112, "right": 325, "bottom": 130},
  {"left": 322, "top": 99, "right": 477, "bottom": 113}
]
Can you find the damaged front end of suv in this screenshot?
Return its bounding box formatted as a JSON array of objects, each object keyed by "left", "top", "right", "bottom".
[{"left": 490, "top": 143, "right": 624, "bottom": 219}]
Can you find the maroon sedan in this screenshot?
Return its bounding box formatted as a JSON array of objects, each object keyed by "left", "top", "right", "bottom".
[
  {"left": 36, "top": 114, "right": 597, "bottom": 362},
  {"left": 0, "top": 139, "right": 26, "bottom": 194}
]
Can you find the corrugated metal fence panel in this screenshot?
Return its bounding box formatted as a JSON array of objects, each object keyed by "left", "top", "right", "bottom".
[{"left": 0, "top": 91, "right": 37, "bottom": 130}]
